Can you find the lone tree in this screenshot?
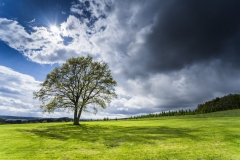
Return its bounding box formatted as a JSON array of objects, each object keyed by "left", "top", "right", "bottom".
[{"left": 33, "top": 56, "right": 117, "bottom": 125}]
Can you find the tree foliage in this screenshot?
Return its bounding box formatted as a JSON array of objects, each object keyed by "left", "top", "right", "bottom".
[
  {"left": 196, "top": 94, "right": 240, "bottom": 113},
  {"left": 33, "top": 56, "right": 117, "bottom": 125}
]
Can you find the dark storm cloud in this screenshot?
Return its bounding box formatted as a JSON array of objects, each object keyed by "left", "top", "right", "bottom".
[
  {"left": 108, "top": 107, "right": 158, "bottom": 116},
  {"left": 126, "top": 0, "right": 240, "bottom": 76}
]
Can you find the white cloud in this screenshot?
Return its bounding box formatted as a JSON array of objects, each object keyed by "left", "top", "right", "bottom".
[
  {"left": 0, "top": 66, "right": 74, "bottom": 118},
  {"left": 28, "top": 19, "right": 35, "bottom": 23},
  {"left": 0, "top": 65, "right": 129, "bottom": 119},
  {"left": 0, "top": 66, "right": 41, "bottom": 116},
  {"left": 0, "top": 0, "right": 155, "bottom": 67}
]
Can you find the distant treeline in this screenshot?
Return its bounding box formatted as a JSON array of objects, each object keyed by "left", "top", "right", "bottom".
[
  {"left": 127, "top": 109, "right": 197, "bottom": 119},
  {"left": 100, "top": 109, "right": 198, "bottom": 121},
  {"left": 0, "top": 118, "right": 6, "bottom": 124},
  {"left": 0, "top": 117, "right": 73, "bottom": 124},
  {"left": 125, "top": 93, "right": 240, "bottom": 120},
  {"left": 196, "top": 94, "right": 240, "bottom": 113}
]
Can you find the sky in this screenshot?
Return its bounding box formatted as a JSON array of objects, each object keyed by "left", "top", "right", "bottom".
[{"left": 0, "top": 0, "right": 240, "bottom": 119}]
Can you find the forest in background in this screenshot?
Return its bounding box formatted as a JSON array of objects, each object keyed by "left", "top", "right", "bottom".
[{"left": 120, "top": 94, "right": 240, "bottom": 120}]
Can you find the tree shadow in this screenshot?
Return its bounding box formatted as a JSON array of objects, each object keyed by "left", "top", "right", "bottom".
[{"left": 18, "top": 123, "right": 200, "bottom": 148}]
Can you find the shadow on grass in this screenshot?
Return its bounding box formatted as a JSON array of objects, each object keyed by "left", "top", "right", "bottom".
[{"left": 19, "top": 124, "right": 199, "bottom": 147}]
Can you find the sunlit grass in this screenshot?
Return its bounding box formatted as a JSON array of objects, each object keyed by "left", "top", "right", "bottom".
[{"left": 0, "top": 110, "right": 240, "bottom": 159}]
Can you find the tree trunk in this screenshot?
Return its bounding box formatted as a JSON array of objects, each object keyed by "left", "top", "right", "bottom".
[
  {"left": 77, "top": 106, "right": 84, "bottom": 122},
  {"left": 73, "top": 108, "right": 79, "bottom": 125}
]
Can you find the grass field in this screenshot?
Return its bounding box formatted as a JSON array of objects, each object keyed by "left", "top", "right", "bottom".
[{"left": 0, "top": 110, "right": 240, "bottom": 160}]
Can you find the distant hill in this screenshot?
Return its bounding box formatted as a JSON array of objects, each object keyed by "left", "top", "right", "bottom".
[
  {"left": 0, "top": 115, "right": 73, "bottom": 124},
  {"left": 0, "top": 115, "right": 40, "bottom": 120}
]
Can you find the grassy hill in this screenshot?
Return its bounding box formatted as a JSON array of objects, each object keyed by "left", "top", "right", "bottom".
[{"left": 0, "top": 109, "right": 240, "bottom": 159}]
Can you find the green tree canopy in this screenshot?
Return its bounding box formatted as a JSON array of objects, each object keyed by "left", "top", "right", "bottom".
[
  {"left": 33, "top": 55, "right": 117, "bottom": 125},
  {"left": 196, "top": 94, "right": 240, "bottom": 113}
]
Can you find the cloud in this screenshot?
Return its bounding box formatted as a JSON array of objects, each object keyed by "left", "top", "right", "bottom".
[
  {"left": 107, "top": 60, "right": 240, "bottom": 115},
  {"left": 99, "top": 0, "right": 240, "bottom": 115},
  {"left": 0, "top": 66, "right": 98, "bottom": 118},
  {"left": 121, "top": 0, "right": 240, "bottom": 76},
  {"left": 0, "top": 0, "right": 135, "bottom": 66},
  {"left": 1, "top": 0, "right": 240, "bottom": 70},
  {"left": 0, "top": 66, "right": 41, "bottom": 116},
  {"left": 1, "top": 0, "right": 240, "bottom": 117},
  {"left": 0, "top": 17, "right": 88, "bottom": 64},
  {"left": 28, "top": 19, "right": 35, "bottom": 23}
]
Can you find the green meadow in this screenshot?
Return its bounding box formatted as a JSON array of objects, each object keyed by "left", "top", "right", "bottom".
[{"left": 0, "top": 110, "right": 240, "bottom": 160}]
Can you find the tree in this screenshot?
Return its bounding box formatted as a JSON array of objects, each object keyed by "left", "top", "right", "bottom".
[{"left": 33, "top": 55, "right": 117, "bottom": 125}]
